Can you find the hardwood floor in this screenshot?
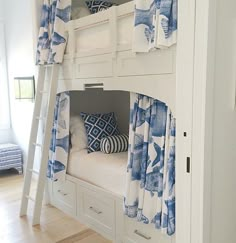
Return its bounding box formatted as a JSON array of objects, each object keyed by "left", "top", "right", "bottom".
[{"left": 0, "top": 169, "right": 111, "bottom": 243}]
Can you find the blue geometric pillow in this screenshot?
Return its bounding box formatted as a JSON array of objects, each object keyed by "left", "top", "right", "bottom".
[
  {"left": 85, "top": 0, "right": 117, "bottom": 14},
  {"left": 80, "top": 112, "right": 120, "bottom": 153}
]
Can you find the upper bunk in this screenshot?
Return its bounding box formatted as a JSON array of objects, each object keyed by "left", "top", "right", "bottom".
[{"left": 57, "top": 0, "right": 176, "bottom": 113}]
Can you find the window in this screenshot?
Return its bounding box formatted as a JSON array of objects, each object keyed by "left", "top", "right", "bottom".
[{"left": 0, "top": 22, "right": 10, "bottom": 129}]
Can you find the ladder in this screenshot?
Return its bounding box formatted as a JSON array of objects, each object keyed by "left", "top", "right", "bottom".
[{"left": 20, "top": 64, "right": 60, "bottom": 225}]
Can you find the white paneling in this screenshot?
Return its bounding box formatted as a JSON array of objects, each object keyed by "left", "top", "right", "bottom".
[
  {"left": 117, "top": 49, "right": 174, "bottom": 77},
  {"left": 176, "top": 0, "right": 195, "bottom": 242}
]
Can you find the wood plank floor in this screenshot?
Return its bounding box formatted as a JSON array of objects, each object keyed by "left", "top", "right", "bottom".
[{"left": 0, "top": 169, "right": 111, "bottom": 243}]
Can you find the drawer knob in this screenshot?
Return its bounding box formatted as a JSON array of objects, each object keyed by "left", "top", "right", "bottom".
[
  {"left": 57, "top": 190, "right": 68, "bottom": 196},
  {"left": 134, "top": 230, "right": 151, "bottom": 240},
  {"left": 89, "top": 206, "right": 102, "bottom": 215}
]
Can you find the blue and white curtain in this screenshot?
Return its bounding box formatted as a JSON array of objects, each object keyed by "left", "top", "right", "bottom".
[
  {"left": 36, "top": 0, "right": 71, "bottom": 64},
  {"left": 124, "top": 93, "right": 176, "bottom": 236},
  {"left": 47, "top": 92, "right": 70, "bottom": 181},
  {"left": 133, "top": 0, "right": 177, "bottom": 52}
]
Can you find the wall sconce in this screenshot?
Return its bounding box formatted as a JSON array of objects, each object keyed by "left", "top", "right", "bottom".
[{"left": 14, "top": 76, "right": 35, "bottom": 101}]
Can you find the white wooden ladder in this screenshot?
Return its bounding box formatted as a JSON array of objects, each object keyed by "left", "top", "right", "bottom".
[{"left": 20, "top": 64, "right": 60, "bottom": 225}]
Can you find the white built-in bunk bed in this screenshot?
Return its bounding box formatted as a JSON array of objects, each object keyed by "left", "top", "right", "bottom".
[{"left": 47, "top": 1, "right": 176, "bottom": 243}]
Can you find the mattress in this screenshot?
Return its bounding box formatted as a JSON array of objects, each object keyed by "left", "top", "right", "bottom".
[{"left": 67, "top": 149, "right": 128, "bottom": 196}]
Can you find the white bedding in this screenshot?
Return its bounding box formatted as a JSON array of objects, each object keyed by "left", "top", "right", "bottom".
[{"left": 67, "top": 149, "right": 128, "bottom": 196}]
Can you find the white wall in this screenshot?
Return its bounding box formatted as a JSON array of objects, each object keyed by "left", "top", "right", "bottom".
[
  {"left": 3, "top": 0, "right": 35, "bottom": 161},
  {"left": 70, "top": 90, "right": 130, "bottom": 134},
  {"left": 0, "top": 0, "right": 3, "bottom": 20},
  {"left": 209, "top": 0, "right": 236, "bottom": 242},
  {"left": 0, "top": 22, "right": 13, "bottom": 144}
]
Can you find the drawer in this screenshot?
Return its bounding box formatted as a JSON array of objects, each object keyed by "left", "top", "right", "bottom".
[
  {"left": 52, "top": 179, "right": 76, "bottom": 216},
  {"left": 124, "top": 218, "right": 174, "bottom": 243},
  {"left": 117, "top": 49, "right": 175, "bottom": 77},
  {"left": 79, "top": 186, "right": 115, "bottom": 236},
  {"left": 75, "top": 54, "right": 113, "bottom": 78}
]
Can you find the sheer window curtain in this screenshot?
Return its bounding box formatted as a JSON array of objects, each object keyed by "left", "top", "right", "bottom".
[{"left": 0, "top": 22, "right": 11, "bottom": 130}]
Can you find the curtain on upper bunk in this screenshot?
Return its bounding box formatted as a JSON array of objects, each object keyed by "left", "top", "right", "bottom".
[
  {"left": 133, "top": 0, "right": 177, "bottom": 52},
  {"left": 124, "top": 93, "right": 176, "bottom": 236},
  {"left": 36, "top": 0, "right": 71, "bottom": 64},
  {"left": 47, "top": 92, "right": 70, "bottom": 181}
]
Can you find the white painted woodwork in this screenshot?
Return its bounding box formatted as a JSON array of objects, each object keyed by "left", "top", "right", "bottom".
[
  {"left": 124, "top": 217, "right": 174, "bottom": 243},
  {"left": 59, "top": 2, "right": 176, "bottom": 114},
  {"left": 52, "top": 179, "right": 77, "bottom": 216},
  {"left": 75, "top": 54, "right": 113, "bottom": 79},
  {"left": 20, "top": 64, "right": 60, "bottom": 226},
  {"left": 79, "top": 186, "right": 115, "bottom": 239},
  {"left": 49, "top": 175, "right": 176, "bottom": 243},
  {"left": 116, "top": 49, "right": 175, "bottom": 77}
]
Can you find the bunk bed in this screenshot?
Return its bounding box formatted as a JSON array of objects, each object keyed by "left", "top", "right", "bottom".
[
  {"left": 57, "top": 1, "right": 176, "bottom": 114},
  {"left": 45, "top": 1, "right": 176, "bottom": 242}
]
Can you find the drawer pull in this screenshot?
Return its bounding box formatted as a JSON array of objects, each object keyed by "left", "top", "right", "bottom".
[
  {"left": 89, "top": 206, "right": 102, "bottom": 215},
  {"left": 134, "top": 230, "right": 151, "bottom": 240},
  {"left": 57, "top": 189, "right": 68, "bottom": 196}
]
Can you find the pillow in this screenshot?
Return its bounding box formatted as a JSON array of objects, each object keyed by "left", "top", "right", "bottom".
[
  {"left": 100, "top": 134, "right": 129, "bottom": 154},
  {"left": 70, "top": 115, "right": 88, "bottom": 152},
  {"left": 71, "top": 6, "right": 91, "bottom": 20},
  {"left": 80, "top": 112, "right": 119, "bottom": 153},
  {"left": 85, "top": 0, "right": 117, "bottom": 14}
]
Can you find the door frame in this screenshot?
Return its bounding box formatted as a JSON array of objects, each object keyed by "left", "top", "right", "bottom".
[{"left": 176, "top": 0, "right": 216, "bottom": 242}]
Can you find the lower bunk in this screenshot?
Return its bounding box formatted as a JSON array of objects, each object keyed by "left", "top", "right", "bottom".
[
  {"left": 47, "top": 156, "right": 175, "bottom": 243},
  {"left": 47, "top": 89, "right": 175, "bottom": 243}
]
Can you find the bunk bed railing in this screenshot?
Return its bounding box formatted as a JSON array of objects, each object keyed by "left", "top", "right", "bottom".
[{"left": 65, "top": 1, "right": 134, "bottom": 60}]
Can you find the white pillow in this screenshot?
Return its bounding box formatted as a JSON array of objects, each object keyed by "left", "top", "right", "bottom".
[
  {"left": 70, "top": 115, "right": 88, "bottom": 152},
  {"left": 71, "top": 6, "right": 91, "bottom": 20}
]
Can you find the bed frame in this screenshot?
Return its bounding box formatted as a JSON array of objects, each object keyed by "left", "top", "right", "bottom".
[
  {"left": 57, "top": 1, "right": 176, "bottom": 114},
  {"left": 47, "top": 1, "right": 176, "bottom": 242}
]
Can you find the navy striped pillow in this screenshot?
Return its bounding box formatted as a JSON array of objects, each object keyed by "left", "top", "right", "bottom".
[{"left": 100, "top": 134, "right": 129, "bottom": 154}]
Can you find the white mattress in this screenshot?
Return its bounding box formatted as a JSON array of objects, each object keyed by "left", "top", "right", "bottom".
[{"left": 67, "top": 149, "right": 128, "bottom": 196}]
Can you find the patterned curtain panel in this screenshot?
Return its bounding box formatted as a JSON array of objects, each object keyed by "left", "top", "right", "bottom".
[
  {"left": 133, "top": 0, "right": 177, "bottom": 52},
  {"left": 47, "top": 92, "right": 70, "bottom": 181},
  {"left": 124, "top": 93, "right": 176, "bottom": 236},
  {"left": 36, "top": 0, "right": 71, "bottom": 64}
]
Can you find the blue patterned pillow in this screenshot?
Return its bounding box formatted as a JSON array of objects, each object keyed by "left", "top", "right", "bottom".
[
  {"left": 80, "top": 112, "right": 119, "bottom": 153},
  {"left": 85, "top": 1, "right": 117, "bottom": 14}
]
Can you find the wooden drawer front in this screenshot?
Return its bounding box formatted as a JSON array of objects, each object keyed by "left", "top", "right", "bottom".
[
  {"left": 80, "top": 187, "right": 115, "bottom": 235},
  {"left": 59, "top": 60, "right": 73, "bottom": 80},
  {"left": 75, "top": 55, "right": 113, "bottom": 78},
  {"left": 53, "top": 180, "right": 76, "bottom": 216},
  {"left": 117, "top": 49, "right": 174, "bottom": 77},
  {"left": 124, "top": 218, "right": 174, "bottom": 243}
]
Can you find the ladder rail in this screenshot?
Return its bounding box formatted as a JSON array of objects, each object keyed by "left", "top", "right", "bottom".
[
  {"left": 32, "top": 64, "right": 60, "bottom": 225},
  {"left": 20, "top": 66, "right": 46, "bottom": 217}
]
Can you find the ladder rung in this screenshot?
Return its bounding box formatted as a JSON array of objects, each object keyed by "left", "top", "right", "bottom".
[
  {"left": 36, "top": 116, "right": 45, "bottom": 121},
  {"left": 33, "top": 143, "right": 42, "bottom": 148},
  {"left": 39, "top": 90, "right": 48, "bottom": 94},
  {"left": 25, "top": 195, "right": 35, "bottom": 202},
  {"left": 28, "top": 169, "right": 39, "bottom": 175},
  {"left": 44, "top": 64, "right": 53, "bottom": 68}
]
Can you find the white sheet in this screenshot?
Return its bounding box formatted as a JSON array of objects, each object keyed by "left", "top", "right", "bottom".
[{"left": 67, "top": 149, "right": 128, "bottom": 196}]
